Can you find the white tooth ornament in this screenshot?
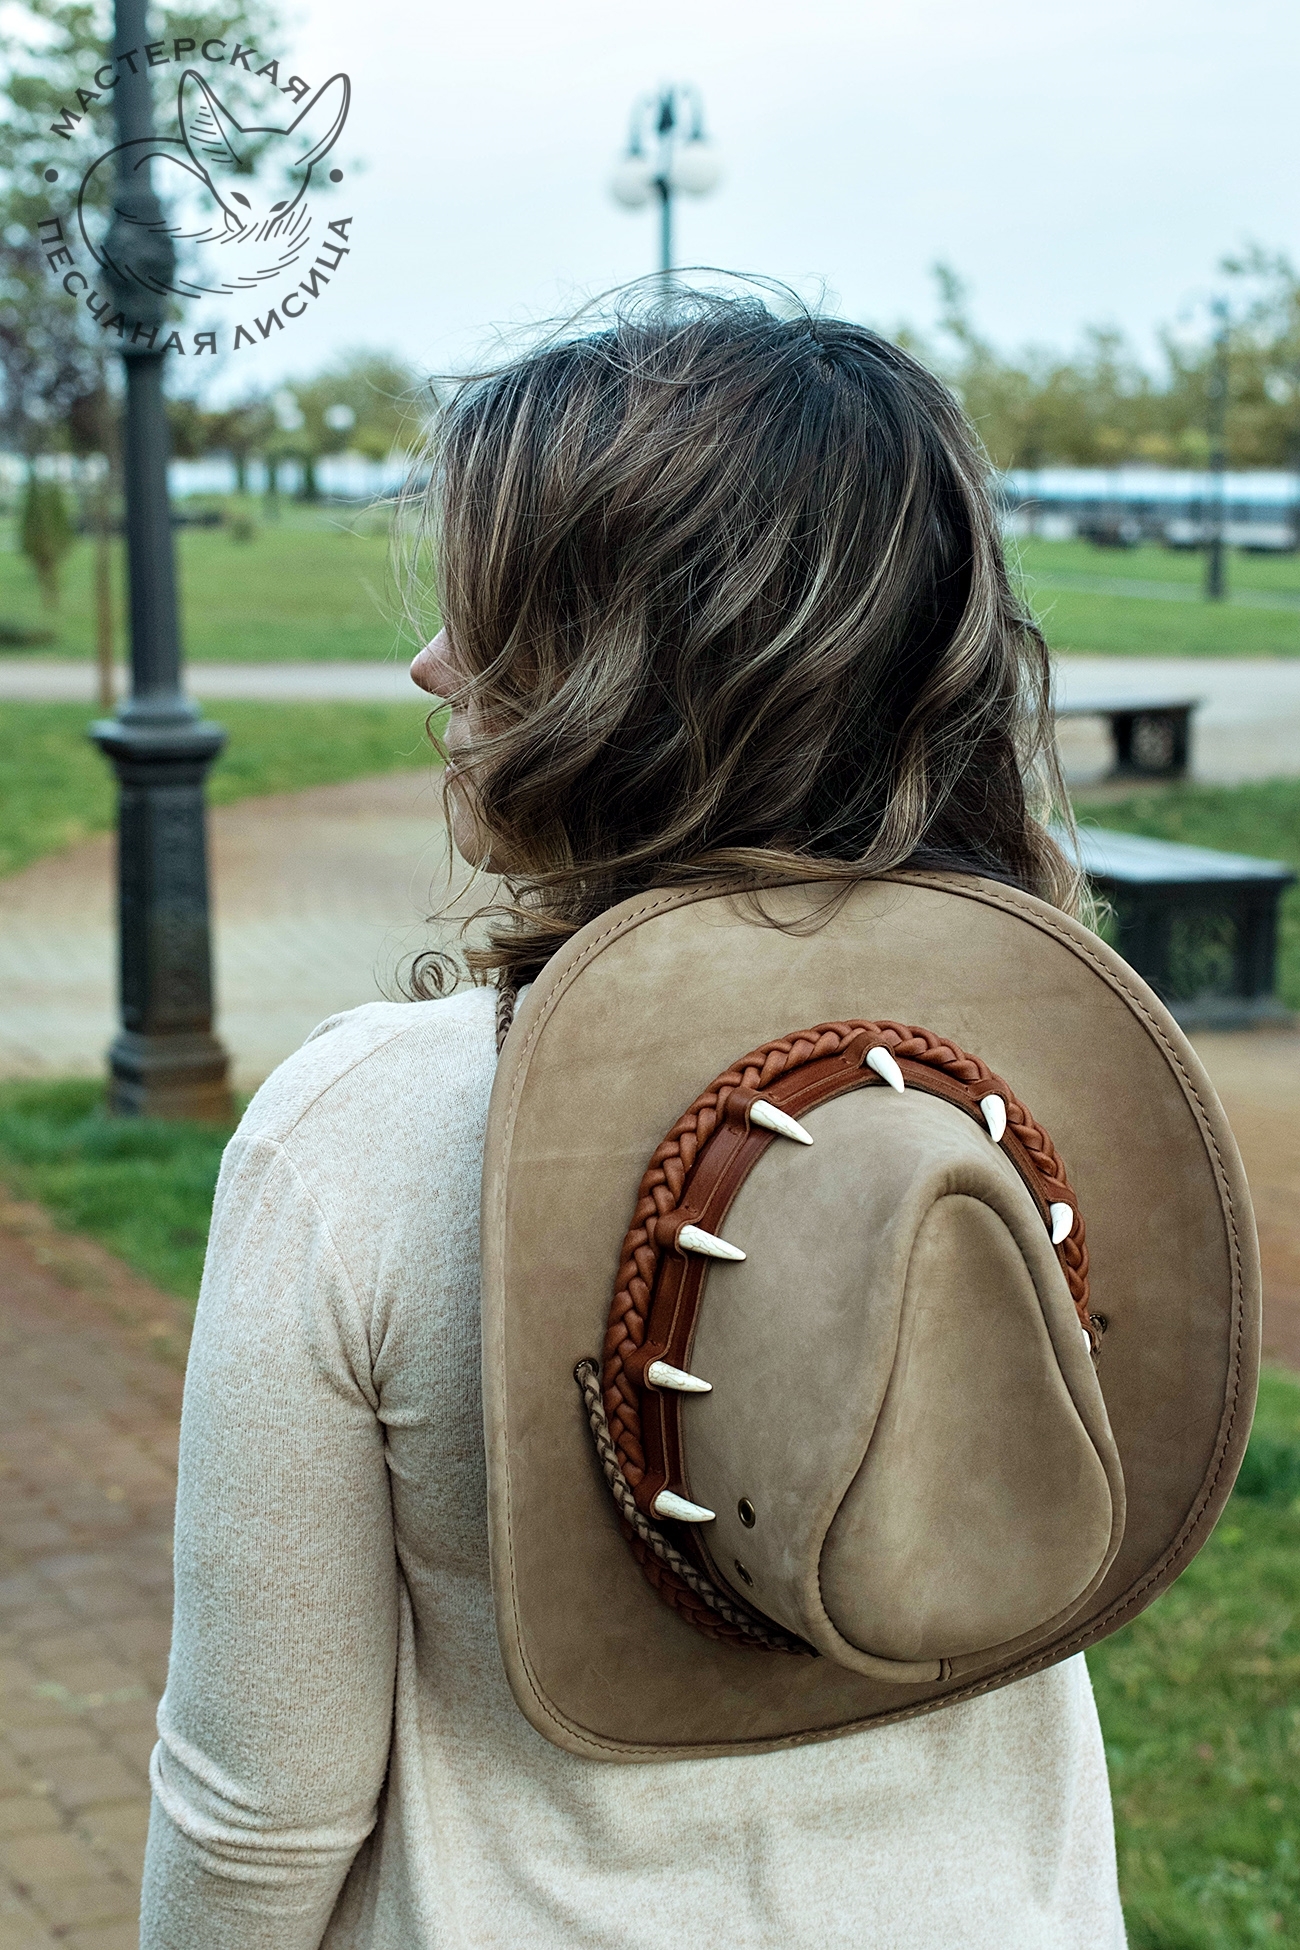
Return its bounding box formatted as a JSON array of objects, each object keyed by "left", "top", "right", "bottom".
[
  {"left": 1049, "top": 1202, "right": 1075, "bottom": 1245},
  {"left": 677, "top": 1223, "right": 746, "bottom": 1262},
  {"left": 652, "top": 1489, "right": 716, "bottom": 1523},
  {"left": 979, "top": 1094, "right": 1007, "bottom": 1143},
  {"left": 645, "top": 1360, "right": 713, "bottom": 1394},
  {"left": 865, "top": 1046, "right": 906, "bottom": 1093},
  {"left": 749, "top": 1099, "right": 814, "bottom": 1144}
]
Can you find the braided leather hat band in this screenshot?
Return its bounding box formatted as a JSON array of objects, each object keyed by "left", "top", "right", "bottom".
[{"left": 584, "top": 1018, "right": 1094, "bottom": 1648}]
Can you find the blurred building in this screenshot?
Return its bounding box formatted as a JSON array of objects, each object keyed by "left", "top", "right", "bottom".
[{"left": 1002, "top": 468, "right": 1300, "bottom": 551}]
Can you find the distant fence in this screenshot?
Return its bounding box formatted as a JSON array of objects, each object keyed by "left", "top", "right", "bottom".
[
  {"left": 6, "top": 453, "right": 1298, "bottom": 536},
  {"left": 1002, "top": 467, "right": 1300, "bottom": 551},
  {"left": 0, "top": 452, "right": 420, "bottom": 506}
]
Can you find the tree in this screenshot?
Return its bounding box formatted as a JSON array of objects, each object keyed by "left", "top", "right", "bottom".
[
  {"left": 0, "top": 231, "right": 101, "bottom": 462},
  {"left": 67, "top": 375, "right": 117, "bottom": 702},
  {"left": 923, "top": 266, "right": 1180, "bottom": 470},
  {"left": 0, "top": 0, "right": 288, "bottom": 461},
  {"left": 19, "top": 474, "right": 74, "bottom": 604},
  {"left": 201, "top": 397, "right": 275, "bottom": 493},
  {"left": 912, "top": 257, "right": 1300, "bottom": 472},
  {"left": 282, "top": 351, "right": 425, "bottom": 499}
]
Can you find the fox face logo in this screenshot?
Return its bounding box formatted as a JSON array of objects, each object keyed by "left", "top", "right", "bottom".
[{"left": 78, "top": 70, "right": 350, "bottom": 299}]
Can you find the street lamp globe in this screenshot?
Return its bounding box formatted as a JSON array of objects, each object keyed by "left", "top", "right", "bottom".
[
  {"left": 668, "top": 139, "right": 722, "bottom": 197},
  {"left": 610, "top": 154, "right": 655, "bottom": 209}
]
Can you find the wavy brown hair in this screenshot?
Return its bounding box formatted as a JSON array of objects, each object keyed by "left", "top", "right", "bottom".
[{"left": 405, "top": 291, "right": 1078, "bottom": 995}]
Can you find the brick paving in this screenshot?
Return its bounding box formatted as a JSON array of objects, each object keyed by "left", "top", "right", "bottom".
[{"left": 0, "top": 1193, "right": 190, "bottom": 1949}]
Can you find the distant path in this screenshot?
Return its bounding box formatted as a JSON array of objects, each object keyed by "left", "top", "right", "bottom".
[
  {"left": 1053, "top": 658, "right": 1300, "bottom": 785},
  {"left": 1194, "top": 1033, "right": 1300, "bottom": 1372},
  {"left": 4, "top": 656, "right": 1300, "bottom": 784},
  {"left": 0, "top": 660, "right": 415, "bottom": 703}
]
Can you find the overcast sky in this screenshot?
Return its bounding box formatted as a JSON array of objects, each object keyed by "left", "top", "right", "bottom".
[{"left": 188, "top": 0, "right": 1298, "bottom": 395}]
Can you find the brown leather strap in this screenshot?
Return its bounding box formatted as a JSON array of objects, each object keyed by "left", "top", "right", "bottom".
[
  {"left": 495, "top": 983, "right": 518, "bottom": 1055},
  {"left": 594, "top": 1019, "right": 1094, "bottom": 1647}
]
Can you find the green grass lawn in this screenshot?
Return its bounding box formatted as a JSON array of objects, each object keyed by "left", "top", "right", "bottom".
[
  {"left": 1089, "top": 1365, "right": 1300, "bottom": 1949},
  {"left": 0, "top": 698, "right": 440, "bottom": 878},
  {"left": 4, "top": 515, "right": 1300, "bottom": 663},
  {"left": 1073, "top": 779, "right": 1300, "bottom": 1011},
  {"left": 1015, "top": 539, "right": 1300, "bottom": 658},
  {"left": 0, "top": 1077, "right": 236, "bottom": 1297},
  {"left": 0, "top": 504, "right": 424, "bottom": 663},
  {"left": 1018, "top": 539, "right": 1300, "bottom": 597},
  {"left": 1032, "top": 588, "right": 1300, "bottom": 659},
  {"left": 0, "top": 1075, "right": 1293, "bottom": 1947}
]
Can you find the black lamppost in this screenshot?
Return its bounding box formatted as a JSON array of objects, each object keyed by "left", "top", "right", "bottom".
[
  {"left": 89, "top": 0, "right": 232, "bottom": 1120},
  {"left": 609, "top": 85, "right": 721, "bottom": 288},
  {"left": 1204, "top": 298, "right": 1230, "bottom": 603}
]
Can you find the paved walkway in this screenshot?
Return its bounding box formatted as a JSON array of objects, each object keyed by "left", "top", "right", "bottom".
[
  {"left": 0, "top": 661, "right": 415, "bottom": 704},
  {"left": 1051, "top": 656, "right": 1300, "bottom": 784},
  {"left": 0, "top": 1193, "right": 190, "bottom": 1948},
  {"left": 0, "top": 772, "right": 469, "bottom": 1091},
  {"left": 5, "top": 656, "right": 1300, "bottom": 784}
]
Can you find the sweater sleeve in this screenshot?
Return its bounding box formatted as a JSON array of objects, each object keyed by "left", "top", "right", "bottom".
[{"left": 139, "top": 1131, "right": 400, "bottom": 1950}]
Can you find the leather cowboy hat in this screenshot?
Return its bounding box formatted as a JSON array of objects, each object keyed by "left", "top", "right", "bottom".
[{"left": 481, "top": 872, "right": 1260, "bottom": 1762}]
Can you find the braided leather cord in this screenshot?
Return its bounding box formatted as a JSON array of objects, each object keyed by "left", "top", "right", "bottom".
[
  {"left": 599, "top": 1019, "right": 1093, "bottom": 1646},
  {"left": 495, "top": 982, "right": 518, "bottom": 1055},
  {"left": 574, "top": 1361, "right": 810, "bottom": 1653}
]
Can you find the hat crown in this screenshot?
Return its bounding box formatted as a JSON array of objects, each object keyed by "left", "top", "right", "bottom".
[{"left": 684, "top": 1089, "right": 1123, "bottom": 1675}]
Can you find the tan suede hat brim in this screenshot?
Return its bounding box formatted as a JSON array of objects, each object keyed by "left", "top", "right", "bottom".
[{"left": 481, "top": 873, "right": 1260, "bottom": 1762}]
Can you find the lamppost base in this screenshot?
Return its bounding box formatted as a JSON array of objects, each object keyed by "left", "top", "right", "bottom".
[
  {"left": 106, "top": 1028, "right": 233, "bottom": 1123},
  {"left": 89, "top": 708, "right": 233, "bottom": 1124}
]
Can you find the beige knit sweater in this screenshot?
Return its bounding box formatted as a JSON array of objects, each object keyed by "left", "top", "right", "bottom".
[{"left": 139, "top": 988, "right": 1128, "bottom": 1949}]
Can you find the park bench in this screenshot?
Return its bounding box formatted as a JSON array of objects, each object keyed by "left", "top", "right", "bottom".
[
  {"left": 1054, "top": 695, "right": 1200, "bottom": 780},
  {"left": 1070, "top": 827, "right": 1296, "bottom": 1030}
]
